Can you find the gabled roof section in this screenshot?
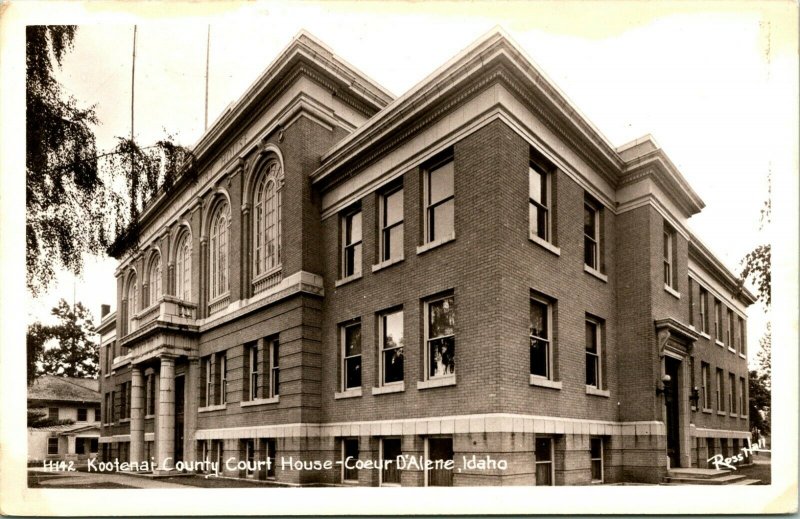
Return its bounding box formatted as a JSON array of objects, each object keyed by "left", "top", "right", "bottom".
[
  {"left": 312, "top": 27, "right": 627, "bottom": 186},
  {"left": 192, "top": 30, "right": 394, "bottom": 164},
  {"left": 28, "top": 375, "right": 101, "bottom": 404}
]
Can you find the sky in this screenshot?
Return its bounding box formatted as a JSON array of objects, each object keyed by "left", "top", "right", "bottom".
[{"left": 12, "top": 1, "right": 798, "bottom": 366}]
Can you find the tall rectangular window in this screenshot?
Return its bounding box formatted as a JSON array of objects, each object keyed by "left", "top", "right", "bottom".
[
  {"left": 530, "top": 296, "right": 553, "bottom": 380},
  {"left": 701, "top": 362, "right": 710, "bottom": 410},
  {"left": 203, "top": 357, "right": 212, "bottom": 407},
  {"left": 247, "top": 343, "right": 259, "bottom": 401},
  {"left": 727, "top": 309, "right": 735, "bottom": 350},
  {"left": 426, "top": 295, "right": 455, "bottom": 379},
  {"left": 48, "top": 407, "right": 59, "bottom": 420},
  {"left": 529, "top": 162, "right": 550, "bottom": 241},
  {"left": 699, "top": 287, "right": 709, "bottom": 334},
  {"left": 341, "top": 322, "right": 362, "bottom": 391},
  {"left": 688, "top": 278, "right": 695, "bottom": 326},
  {"left": 584, "top": 197, "right": 601, "bottom": 271},
  {"left": 342, "top": 439, "right": 359, "bottom": 482},
  {"left": 426, "top": 437, "right": 454, "bottom": 487},
  {"left": 243, "top": 439, "right": 256, "bottom": 477},
  {"left": 425, "top": 159, "right": 454, "bottom": 243},
  {"left": 269, "top": 338, "right": 280, "bottom": 398},
  {"left": 341, "top": 208, "right": 362, "bottom": 278},
  {"left": 714, "top": 299, "right": 723, "bottom": 343},
  {"left": 739, "top": 377, "right": 746, "bottom": 416},
  {"left": 266, "top": 439, "right": 277, "bottom": 478},
  {"left": 146, "top": 373, "right": 155, "bottom": 415},
  {"left": 534, "top": 437, "right": 553, "bottom": 486},
  {"left": 379, "top": 309, "right": 404, "bottom": 386},
  {"left": 663, "top": 225, "right": 676, "bottom": 289},
  {"left": 380, "top": 185, "right": 404, "bottom": 262},
  {"left": 47, "top": 437, "right": 59, "bottom": 455},
  {"left": 77, "top": 408, "right": 87, "bottom": 422},
  {"left": 585, "top": 317, "right": 603, "bottom": 389},
  {"left": 739, "top": 317, "right": 746, "bottom": 355},
  {"left": 381, "top": 438, "right": 402, "bottom": 486},
  {"left": 728, "top": 373, "right": 736, "bottom": 414},
  {"left": 715, "top": 368, "right": 724, "bottom": 411},
  {"left": 590, "top": 438, "right": 604, "bottom": 482},
  {"left": 218, "top": 353, "right": 227, "bottom": 405}
]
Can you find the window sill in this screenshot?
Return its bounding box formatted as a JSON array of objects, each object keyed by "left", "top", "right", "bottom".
[
  {"left": 729, "top": 413, "right": 738, "bottom": 418},
  {"left": 728, "top": 347, "right": 736, "bottom": 354},
  {"left": 145, "top": 414, "right": 155, "bottom": 419},
  {"left": 715, "top": 340, "right": 724, "bottom": 348},
  {"left": 702, "top": 408, "right": 712, "bottom": 414},
  {"left": 240, "top": 396, "right": 279, "bottom": 407},
  {"left": 120, "top": 418, "right": 130, "bottom": 423},
  {"left": 372, "top": 382, "right": 404, "bottom": 395},
  {"left": 372, "top": 256, "right": 404, "bottom": 273},
  {"left": 102, "top": 423, "right": 112, "bottom": 427},
  {"left": 584, "top": 265, "right": 608, "bottom": 283},
  {"left": 699, "top": 331, "right": 711, "bottom": 340},
  {"left": 417, "top": 375, "right": 456, "bottom": 390},
  {"left": 691, "top": 405, "right": 697, "bottom": 412},
  {"left": 716, "top": 410, "right": 726, "bottom": 416},
  {"left": 529, "top": 234, "right": 561, "bottom": 256},
  {"left": 334, "top": 387, "right": 362, "bottom": 400},
  {"left": 104, "top": 374, "right": 110, "bottom": 378},
  {"left": 529, "top": 376, "right": 562, "bottom": 390},
  {"left": 416, "top": 234, "right": 455, "bottom": 256},
  {"left": 585, "top": 386, "right": 610, "bottom": 398},
  {"left": 664, "top": 285, "right": 681, "bottom": 299},
  {"left": 335, "top": 272, "right": 363, "bottom": 288},
  {"left": 739, "top": 353, "right": 747, "bottom": 360},
  {"left": 198, "top": 404, "right": 227, "bottom": 413}
]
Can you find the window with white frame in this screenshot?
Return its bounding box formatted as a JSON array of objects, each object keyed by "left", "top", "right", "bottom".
[
  {"left": 663, "top": 225, "right": 676, "bottom": 289},
  {"left": 147, "top": 253, "right": 162, "bottom": 306},
  {"left": 529, "top": 162, "right": 550, "bottom": 241},
  {"left": 341, "top": 208, "right": 362, "bottom": 278},
  {"left": 203, "top": 357, "right": 212, "bottom": 407},
  {"left": 701, "top": 362, "right": 710, "bottom": 409},
  {"left": 585, "top": 317, "right": 604, "bottom": 389},
  {"left": 727, "top": 309, "right": 735, "bottom": 349},
  {"left": 380, "top": 185, "right": 404, "bottom": 262},
  {"left": 739, "top": 317, "right": 746, "bottom": 355},
  {"left": 530, "top": 295, "right": 554, "bottom": 380},
  {"left": 715, "top": 368, "right": 724, "bottom": 411},
  {"left": 699, "top": 286, "right": 709, "bottom": 334},
  {"left": 739, "top": 377, "right": 746, "bottom": 415},
  {"left": 268, "top": 337, "right": 280, "bottom": 398},
  {"left": 424, "top": 158, "right": 454, "bottom": 243},
  {"left": 47, "top": 437, "right": 59, "bottom": 455},
  {"left": 209, "top": 201, "right": 230, "bottom": 300},
  {"left": 245, "top": 342, "right": 259, "bottom": 401},
  {"left": 379, "top": 309, "right": 404, "bottom": 386},
  {"left": 583, "top": 197, "right": 601, "bottom": 271},
  {"left": 126, "top": 274, "right": 138, "bottom": 333},
  {"left": 426, "top": 295, "right": 455, "bottom": 379},
  {"left": 341, "top": 321, "right": 362, "bottom": 391},
  {"left": 714, "top": 299, "right": 723, "bottom": 342},
  {"left": 590, "top": 437, "right": 604, "bottom": 482},
  {"left": 175, "top": 231, "right": 191, "bottom": 301},
  {"left": 342, "top": 438, "right": 359, "bottom": 482},
  {"left": 243, "top": 439, "right": 256, "bottom": 477},
  {"left": 688, "top": 278, "right": 695, "bottom": 326},
  {"left": 534, "top": 437, "right": 554, "bottom": 486},
  {"left": 728, "top": 372, "right": 735, "bottom": 413},
  {"left": 219, "top": 352, "right": 227, "bottom": 405},
  {"left": 380, "top": 438, "right": 402, "bottom": 486},
  {"left": 253, "top": 161, "right": 282, "bottom": 277}
]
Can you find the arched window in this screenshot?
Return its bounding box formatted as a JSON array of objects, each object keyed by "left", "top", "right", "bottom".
[
  {"left": 127, "top": 274, "right": 138, "bottom": 333},
  {"left": 253, "top": 162, "right": 282, "bottom": 277},
  {"left": 147, "top": 253, "right": 162, "bottom": 306},
  {"left": 209, "top": 201, "right": 229, "bottom": 300},
  {"left": 175, "top": 231, "right": 191, "bottom": 301}
]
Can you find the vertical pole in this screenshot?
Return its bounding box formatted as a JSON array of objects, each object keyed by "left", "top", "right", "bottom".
[
  {"left": 204, "top": 25, "right": 210, "bottom": 130},
  {"left": 130, "top": 25, "right": 137, "bottom": 219}
]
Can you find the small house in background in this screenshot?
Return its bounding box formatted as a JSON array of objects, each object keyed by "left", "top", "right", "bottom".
[{"left": 28, "top": 375, "right": 101, "bottom": 463}]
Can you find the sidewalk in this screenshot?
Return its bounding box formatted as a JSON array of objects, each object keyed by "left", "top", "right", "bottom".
[{"left": 29, "top": 468, "right": 191, "bottom": 489}]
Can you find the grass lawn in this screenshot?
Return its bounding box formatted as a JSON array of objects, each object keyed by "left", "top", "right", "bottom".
[{"left": 736, "top": 462, "right": 771, "bottom": 484}]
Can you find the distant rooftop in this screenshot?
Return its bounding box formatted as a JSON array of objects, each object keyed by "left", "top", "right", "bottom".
[{"left": 28, "top": 375, "right": 100, "bottom": 404}]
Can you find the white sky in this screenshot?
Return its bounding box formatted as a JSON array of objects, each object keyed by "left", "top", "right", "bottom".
[{"left": 13, "top": 1, "right": 798, "bottom": 366}]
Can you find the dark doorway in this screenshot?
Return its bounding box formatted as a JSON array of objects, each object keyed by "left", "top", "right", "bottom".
[
  {"left": 665, "top": 357, "right": 681, "bottom": 468},
  {"left": 174, "top": 375, "right": 185, "bottom": 463},
  {"left": 427, "top": 437, "right": 454, "bottom": 486}
]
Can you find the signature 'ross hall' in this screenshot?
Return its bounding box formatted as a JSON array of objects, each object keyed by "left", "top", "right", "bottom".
[{"left": 97, "top": 28, "right": 756, "bottom": 486}]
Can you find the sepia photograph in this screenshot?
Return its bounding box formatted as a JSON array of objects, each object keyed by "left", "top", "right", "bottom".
[{"left": 0, "top": 0, "right": 797, "bottom": 515}]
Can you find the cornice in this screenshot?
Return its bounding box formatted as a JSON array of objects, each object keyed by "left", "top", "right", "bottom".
[{"left": 688, "top": 236, "right": 757, "bottom": 306}]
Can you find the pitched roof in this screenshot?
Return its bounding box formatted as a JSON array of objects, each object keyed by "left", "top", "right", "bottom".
[{"left": 28, "top": 375, "right": 101, "bottom": 404}]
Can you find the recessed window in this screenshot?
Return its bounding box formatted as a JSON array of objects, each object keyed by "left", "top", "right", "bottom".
[
  {"left": 202, "top": 357, "right": 212, "bottom": 407},
  {"left": 126, "top": 274, "right": 138, "bottom": 333},
  {"left": 146, "top": 373, "right": 156, "bottom": 415},
  {"left": 77, "top": 408, "right": 87, "bottom": 422},
  {"left": 714, "top": 299, "right": 723, "bottom": 343},
  {"left": 663, "top": 224, "right": 676, "bottom": 289},
  {"left": 341, "top": 322, "right": 362, "bottom": 390},
  {"left": 219, "top": 353, "right": 227, "bottom": 405},
  {"left": 426, "top": 437, "right": 454, "bottom": 487},
  {"left": 715, "top": 368, "right": 724, "bottom": 411},
  {"left": 590, "top": 438, "right": 604, "bottom": 482},
  {"left": 147, "top": 253, "right": 162, "bottom": 306},
  {"left": 529, "top": 162, "right": 550, "bottom": 241},
  {"left": 269, "top": 338, "right": 280, "bottom": 398},
  {"left": 425, "top": 158, "right": 454, "bottom": 243},
  {"left": 209, "top": 201, "right": 230, "bottom": 301},
  {"left": 342, "top": 438, "right": 359, "bottom": 482},
  {"left": 585, "top": 317, "right": 604, "bottom": 389},
  {"left": 728, "top": 373, "right": 735, "bottom": 413},
  {"left": 426, "top": 295, "right": 455, "bottom": 380},
  {"left": 341, "top": 208, "right": 362, "bottom": 278},
  {"left": 739, "top": 317, "right": 746, "bottom": 355},
  {"left": 699, "top": 286, "right": 709, "bottom": 334},
  {"left": 380, "top": 185, "right": 404, "bottom": 262},
  {"left": 175, "top": 231, "right": 192, "bottom": 301},
  {"left": 379, "top": 309, "right": 404, "bottom": 386},
  {"left": 381, "top": 438, "right": 402, "bottom": 486},
  {"left": 243, "top": 439, "right": 256, "bottom": 477},
  {"left": 583, "top": 197, "right": 601, "bottom": 271},
  {"left": 245, "top": 342, "right": 259, "bottom": 401},
  {"left": 530, "top": 296, "right": 553, "bottom": 380},
  {"left": 739, "top": 377, "right": 746, "bottom": 415},
  {"left": 253, "top": 161, "right": 282, "bottom": 277},
  {"left": 47, "top": 437, "right": 59, "bottom": 455},
  {"left": 266, "top": 439, "right": 277, "bottom": 478},
  {"left": 48, "top": 407, "right": 59, "bottom": 420},
  {"left": 534, "top": 437, "right": 554, "bottom": 486},
  {"left": 701, "top": 362, "right": 711, "bottom": 409},
  {"left": 727, "top": 309, "right": 735, "bottom": 350},
  {"left": 688, "top": 278, "right": 695, "bottom": 326}
]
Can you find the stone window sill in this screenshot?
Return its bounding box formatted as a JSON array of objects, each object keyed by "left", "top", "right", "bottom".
[
  {"left": 120, "top": 418, "right": 130, "bottom": 423},
  {"left": 729, "top": 413, "right": 738, "bottom": 418},
  {"left": 198, "top": 404, "right": 227, "bottom": 413},
  {"left": 529, "top": 376, "right": 562, "bottom": 390},
  {"left": 702, "top": 408, "right": 712, "bottom": 414},
  {"left": 716, "top": 410, "right": 726, "bottom": 416},
  {"left": 372, "top": 256, "right": 404, "bottom": 273},
  {"left": 585, "top": 386, "right": 610, "bottom": 398},
  {"left": 664, "top": 284, "right": 681, "bottom": 299},
  {"left": 529, "top": 234, "right": 561, "bottom": 257},
  {"left": 728, "top": 347, "right": 736, "bottom": 354},
  {"left": 334, "top": 387, "right": 362, "bottom": 400},
  {"left": 417, "top": 375, "right": 456, "bottom": 390},
  {"left": 372, "top": 382, "right": 404, "bottom": 395},
  {"left": 715, "top": 340, "right": 724, "bottom": 348},
  {"left": 335, "top": 272, "right": 363, "bottom": 288},
  {"left": 240, "top": 396, "right": 279, "bottom": 407},
  {"left": 416, "top": 234, "right": 455, "bottom": 256},
  {"left": 584, "top": 265, "right": 608, "bottom": 283},
  {"left": 700, "top": 331, "right": 711, "bottom": 340},
  {"left": 144, "top": 414, "right": 155, "bottom": 419},
  {"left": 739, "top": 353, "right": 747, "bottom": 360}
]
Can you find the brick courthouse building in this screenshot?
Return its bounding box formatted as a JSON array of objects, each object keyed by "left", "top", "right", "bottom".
[{"left": 99, "top": 29, "right": 755, "bottom": 485}]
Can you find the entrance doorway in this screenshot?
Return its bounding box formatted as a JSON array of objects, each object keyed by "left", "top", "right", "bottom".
[
  {"left": 665, "top": 357, "right": 681, "bottom": 468},
  {"left": 174, "top": 375, "right": 185, "bottom": 463}
]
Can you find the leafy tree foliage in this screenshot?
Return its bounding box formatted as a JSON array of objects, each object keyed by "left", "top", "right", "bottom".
[
  {"left": 749, "top": 324, "right": 771, "bottom": 435},
  {"left": 28, "top": 299, "right": 98, "bottom": 381},
  {"left": 28, "top": 408, "right": 75, "bottom": 428},
  {"left": 26, "top": 26, "right": 194, "bottom": 296},
  {"left": 739, "top": 175, "right": 771, "bottom": 308}
]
